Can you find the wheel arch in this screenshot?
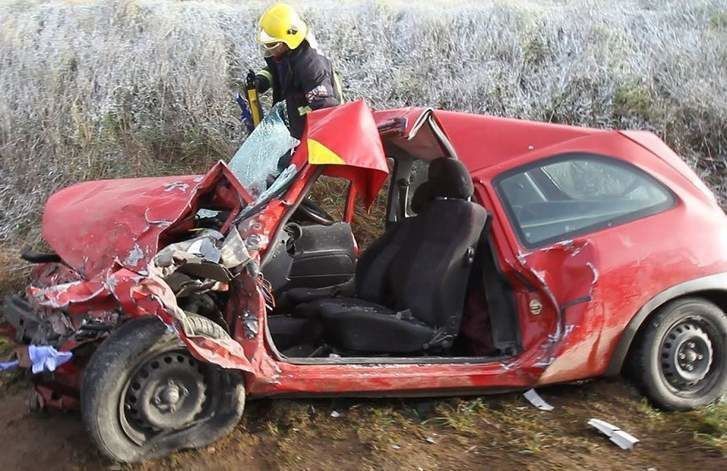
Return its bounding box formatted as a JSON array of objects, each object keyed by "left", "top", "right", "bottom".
[{"left": 605, "top": 272, "right": 727, "bottom": 376}]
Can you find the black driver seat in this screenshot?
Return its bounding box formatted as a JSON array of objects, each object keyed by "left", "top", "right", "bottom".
[{"left": 297, "top": 158, "right": 487, "bottom": 354}]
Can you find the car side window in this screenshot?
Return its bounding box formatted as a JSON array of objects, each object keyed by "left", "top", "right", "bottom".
[{"left": 496, "top": 154, "right": 675, "bottom": 247}]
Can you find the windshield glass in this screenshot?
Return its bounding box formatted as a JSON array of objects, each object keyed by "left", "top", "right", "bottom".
[{"left": 229, "top": 101, "right": 300, "bottom": 200}]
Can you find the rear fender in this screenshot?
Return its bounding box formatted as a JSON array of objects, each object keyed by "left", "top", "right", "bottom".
[{"left": 605, "top": 272, "right": 727, "bottom": 376}]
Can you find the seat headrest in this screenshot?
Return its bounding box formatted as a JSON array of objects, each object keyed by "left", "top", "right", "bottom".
[{"left": 411, "top": 158, "right": 474, "bottom": 213}]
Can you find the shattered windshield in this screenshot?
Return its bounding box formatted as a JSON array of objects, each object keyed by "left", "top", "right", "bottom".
[{"left": 229, "top": 101, "right": 300, "bottom": 201}]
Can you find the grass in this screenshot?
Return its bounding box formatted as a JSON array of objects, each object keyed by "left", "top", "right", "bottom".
[
  {"left": 637, "top": 397, "right": 727, "bottom": 454},
  {"left": 693, "top": 403, "right": 727, "bottom": 452},
  {"left": 1, "top": 0, "right": 727, "bottom": 247}
]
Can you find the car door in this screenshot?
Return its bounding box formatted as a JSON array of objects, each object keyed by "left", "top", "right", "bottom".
[{"left": 488, "top": 151, "right": 677, "bottom": 384}]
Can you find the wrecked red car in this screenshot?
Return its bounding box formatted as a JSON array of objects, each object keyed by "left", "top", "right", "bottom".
[{"left": 2, "top": 100, "right": 726, "bottom": 462}]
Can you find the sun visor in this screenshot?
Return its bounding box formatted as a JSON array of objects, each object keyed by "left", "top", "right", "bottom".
[{"left": 304, "top": 100, "right": 389, "bottom": 207}]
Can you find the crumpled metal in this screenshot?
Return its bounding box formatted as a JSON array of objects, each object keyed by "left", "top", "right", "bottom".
[{"left": 219, "top": 226, "right": 251, "bottom": 269}]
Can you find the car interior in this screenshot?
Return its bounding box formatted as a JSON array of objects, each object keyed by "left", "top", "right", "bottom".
[{"left": 262, "top": 155, "right": 522, "bottom": 362}]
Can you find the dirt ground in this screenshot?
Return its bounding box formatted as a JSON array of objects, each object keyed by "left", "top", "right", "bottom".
[{"left": 0, "top": 374, "right": 723, "bottom": 471}]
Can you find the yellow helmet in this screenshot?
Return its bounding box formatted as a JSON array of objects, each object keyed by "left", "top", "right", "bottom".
[{"left": 258, "top": 3, "right": 308, "bottom": 50}]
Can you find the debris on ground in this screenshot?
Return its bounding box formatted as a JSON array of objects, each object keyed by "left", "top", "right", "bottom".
[
  {"left": 523, "top": 388, "right": 554, "bottom": 411},
  {"left": 27, "top": 345, "right": 73, "bottom": 373},
  {"left": 588, "top": 418, "right": 640, "bottom": 450},
  {"left": 0, "top": 345, "right": 72, "bottom": 373},
  {"left": 330, "top": 410, "right": 342, "bottom": 418}
]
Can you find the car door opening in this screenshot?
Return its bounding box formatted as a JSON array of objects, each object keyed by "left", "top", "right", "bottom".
[{"left": 263, "top": 157, "right": 522, "bottom": 364}]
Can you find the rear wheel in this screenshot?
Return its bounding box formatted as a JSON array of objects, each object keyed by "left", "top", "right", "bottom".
[
  {"left": 632, "top": 298, "right": 726, "bottom": 410},
  {"left": 81, "top": 316, "right": 245, "bottom": 463}
]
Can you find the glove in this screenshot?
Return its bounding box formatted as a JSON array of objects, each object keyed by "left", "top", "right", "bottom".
[
  {"left": 246, "top": 69, "right": 257, "bottom": 84},
  {"left": 246, "top": 69, "right": 265, "bottom": 93}
]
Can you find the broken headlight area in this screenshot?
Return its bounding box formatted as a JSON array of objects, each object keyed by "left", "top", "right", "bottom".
[
  {"left": 1, "top": 294, "right": 119, "bottom": 348},
  {"left": 0, "top": 224, "right": 266, "bottom": 410}
]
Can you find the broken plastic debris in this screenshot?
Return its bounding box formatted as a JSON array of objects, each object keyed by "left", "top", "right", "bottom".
[
  {"left": 220, "top": 227, "right": 251, "bottom": 268},
  {"left": 425, "top": 436, "right": 436, "bottom": 444},
  {"left": 588, "top": 418, "right": 639, "bottom": 450},
  {"left": 330, "top": 410, "right": 342, "bottom": 418},
  {"left": 154, "top": 230, "right": 224, "bottom": 270},
  {"left": 187, "top": 238, "right": 221, "bottom": 263},
  {"left": 523, "top": 388, "right": 554, "bottom": 411},
  {"left": 0, "top": 360, "right": 19, "bottom": 371},
  {"left": 28, "top": 345, "right": 73, "bottom": 374}
]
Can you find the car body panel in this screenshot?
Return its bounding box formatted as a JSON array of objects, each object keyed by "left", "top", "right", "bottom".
[
  {"left": 42, "top": 162, "right": 251, "bottom": 278},
  {"left": 460, "top": 124, "right": 727, "bottom": 384}
]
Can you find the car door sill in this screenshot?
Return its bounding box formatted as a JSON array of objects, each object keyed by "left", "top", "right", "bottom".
[{"left": 278, "top": 354, "right": 514, "bottom": 365}]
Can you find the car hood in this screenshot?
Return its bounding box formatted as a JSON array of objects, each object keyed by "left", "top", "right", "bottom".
[{"left": 42, "top": 162, "right": 245, "bottom": 278}]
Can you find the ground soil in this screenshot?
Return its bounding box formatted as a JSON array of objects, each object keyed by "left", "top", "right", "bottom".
[{"left": 0, "top": 376, "right": 723, "bottom": 470}]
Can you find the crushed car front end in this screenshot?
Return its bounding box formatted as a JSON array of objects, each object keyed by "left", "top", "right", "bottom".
[
  {"left": 0, "top": 161, "right": 268, "bottom": 408},
  {"left": 0, "top": 99, "right": 390, "bottom": 412}
]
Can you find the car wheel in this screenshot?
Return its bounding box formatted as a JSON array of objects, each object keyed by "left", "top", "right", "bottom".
[
  {"left": 81, "top": 315, "right": 245, "bottom": 463},
  {"left": 633, "top": 297, "right": 726, "bottom": 410}
]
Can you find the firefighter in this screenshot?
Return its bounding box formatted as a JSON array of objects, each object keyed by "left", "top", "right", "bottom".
[{"left": 251, "top": 3, "right": 342, "bottom": 139}]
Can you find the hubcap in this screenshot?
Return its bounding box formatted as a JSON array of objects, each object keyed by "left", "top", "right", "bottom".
[
  {"left": 122, "top": 351, "right": 206, "bottom": 442},
  {"left": 661, "top": 321, "right": 714, "bottom": 388}
]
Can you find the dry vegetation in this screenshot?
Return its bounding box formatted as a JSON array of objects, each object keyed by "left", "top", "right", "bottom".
[
  {"left": 1, "top": 0, "right": 726, "bottom": 246},
  {"left": 0, "top": 0, "right": 726, "bottom": 469}
]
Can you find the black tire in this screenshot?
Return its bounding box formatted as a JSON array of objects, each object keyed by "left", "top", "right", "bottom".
[
  {"left": 631, "top": 297, "right": 726, "bottom": 410},
  {"left": 181, "top": 310, "right": 230, "bottom": 339},
  {"left": 81, "top": 315, "right": 245, "bottom": 463}
]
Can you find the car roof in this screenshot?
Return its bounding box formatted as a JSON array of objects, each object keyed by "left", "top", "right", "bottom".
[{"left": 373, "top": 107, "right": 717, "bottom": 204}]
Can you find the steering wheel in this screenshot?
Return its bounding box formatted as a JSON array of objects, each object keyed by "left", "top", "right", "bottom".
[{"left": 297, "top": 197, "right": 336, "bottom": 226}]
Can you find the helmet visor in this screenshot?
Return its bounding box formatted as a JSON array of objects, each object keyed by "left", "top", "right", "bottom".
[
  {"left": 260, "top": 41, "right": 285, "bottom": 58},
  {"left": 258, "top": 28, "right": 282, "bottom": 45}
]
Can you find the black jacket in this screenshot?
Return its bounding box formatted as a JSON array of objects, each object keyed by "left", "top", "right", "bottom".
[{"left": 256, "top": 40, "right": 341, "bottom": 139}]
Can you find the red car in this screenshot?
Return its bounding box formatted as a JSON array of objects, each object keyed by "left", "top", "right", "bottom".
[{"left": 2, "top": 100, "right": 725, "bottom": 462}]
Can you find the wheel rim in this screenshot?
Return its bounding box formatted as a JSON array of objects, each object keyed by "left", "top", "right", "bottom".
[
  {"left": 120, "top": 350, "right": 207, "bottom": 446},
  {"left": 659, "top": 317, "right": 720, "bottom": 396}
]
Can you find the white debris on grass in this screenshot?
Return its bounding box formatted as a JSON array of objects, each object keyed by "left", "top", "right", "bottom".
[
  {"left": 588, "top": 418, "right": 639, "bottom": 450},
  {"left": 523, "top": 388, "right": 554, "bottom": 411}
]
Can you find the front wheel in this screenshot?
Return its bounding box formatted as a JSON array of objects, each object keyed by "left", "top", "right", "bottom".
[
  {"left": 81, "top": 316, "right": 245, "bottom": 463},
  {"left": 632, "top": 297, "right": 726, "bottom": 410}
]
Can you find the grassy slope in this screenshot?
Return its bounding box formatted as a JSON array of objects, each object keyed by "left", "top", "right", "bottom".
[{"left": 1, "top": 0, "right": 726, "bottom": 245}]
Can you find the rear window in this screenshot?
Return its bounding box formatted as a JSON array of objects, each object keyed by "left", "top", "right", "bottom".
[{"left": 496, "top": 154, "right": 675, "bottom": 247}]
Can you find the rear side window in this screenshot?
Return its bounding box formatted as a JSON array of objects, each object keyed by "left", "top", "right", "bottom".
[{"left": 496, "top": 154, "right": 675, "bottom": 247}]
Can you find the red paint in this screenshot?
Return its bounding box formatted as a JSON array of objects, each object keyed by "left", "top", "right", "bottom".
[
  {"left": 6, "top": 105, "right": 727, "bottom": 405},
  {"left": 307, "top": 100, "right": 389, "bottom": 207},
  {"left": 43, "top": 162, "right": 251, "bottom": 278}
]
